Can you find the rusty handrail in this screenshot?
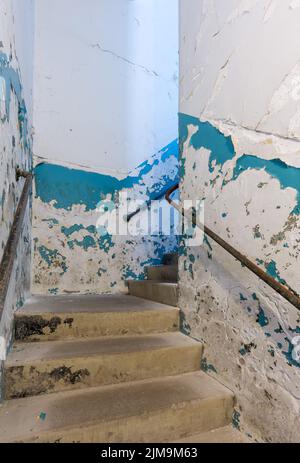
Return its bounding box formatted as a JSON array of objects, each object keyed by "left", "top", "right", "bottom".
[
  {"left": 0, "top": 169, "right": 33, "bottom": 319},
  {"left": 126, "top": 182, "right": 178, "bottom": 222},
  {"left": 166, "top": 183, "right": 300, "bottom": 310}
]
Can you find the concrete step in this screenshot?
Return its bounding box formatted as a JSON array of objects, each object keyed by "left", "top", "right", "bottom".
[
  {"left": 127, "top": 281, "right": 178, "bottom": 307},
  {"left": 14, "top": 295, "right": 179, "bottom": 342},
  {"left": 5, "top": 332, "right": 203, "bottom": 399},
  {"left": 0, "top": 372, "right": 234, "bottom": 443},
  {"left": 162, "top": 253, "right": 179, "bottom": 266},
  {"left": 146, "top": 265, "right": 178, "bottom": 282},
  {"left": 171, "top": 425, "right": 251, "bottom": 443}
]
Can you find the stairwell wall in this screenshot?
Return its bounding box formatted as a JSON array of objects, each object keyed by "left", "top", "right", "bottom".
[
  {"left": 31, "top": 0, "right": 179, "bottom": 295},
  {"left": 0, "top": 0, "right": 34, "bottom": 396},
  {"left": 179, "top": 0, "right": 300, "bottom": 442}
]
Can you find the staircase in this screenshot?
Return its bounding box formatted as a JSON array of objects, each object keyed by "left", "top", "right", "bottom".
[
  {"left": 127, "top": 253, "right": 179, "bottom": 306},
  {"left": 0, "top": 255, "right": 248, "bottom": 443}
]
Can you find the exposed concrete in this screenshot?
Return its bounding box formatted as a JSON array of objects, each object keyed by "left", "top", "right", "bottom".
[
  {"left": 5, "top": 332, "right": 203, "bottom": 398},
  {"left": 0, "top": 371, "right": 234, "bottom": 443},
  {"left": 15, "top": 295, "right": 179, "bottom": 341},
  {"left": 19, "top": 294, "right": 178, "bottom": 314},
  {"left": 127, "top": 281, "right": 178, "bottom": 307}
]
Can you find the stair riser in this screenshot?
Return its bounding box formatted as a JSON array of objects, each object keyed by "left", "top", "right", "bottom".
[
  {"left": 5, "top": 345, "right": 203, "bottom": 399},
  {"left": 128, "top": 283, "right": 178, "bottom": 307},
  {"left": 20, "top": 395, "right": 234, "bottom": 443},
  {"left": 14, "top": 310, "right": 179, "bottom": 342},
  {"left": 146, "top": 266, "right": 178, "bottom": 282},
  {"left": 162, "top": 254, "right": 179, "bottom": 266}
]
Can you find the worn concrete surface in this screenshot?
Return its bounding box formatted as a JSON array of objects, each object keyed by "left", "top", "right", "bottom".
[
  {"left": 18, "top": 294, "right": 178, "bottom": 314},
  {"left": 172, "top": 425, "right": 251, "bottom": 444},
  {"left": 0, "top": 371, "right": 234, "bottom": 443},
  {"left": 127, "top": 281, "right": 178, "bottom": 306},
  {"left": 5, "top": 332, "right": 203, "bottom": 398},
  {"left": 15, "top": 295, "right": 179, "bottom": 341}
]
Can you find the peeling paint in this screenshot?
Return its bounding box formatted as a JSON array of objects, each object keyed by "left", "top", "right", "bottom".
[
  {"left": 0, "top": 1, "right": 33, "bottom": 399},
  {"left": 32, "top": 141, "right": 179, "bottom": 294},
  {"left": 179, "top": 0, "right": 300, "bottom": 443}
]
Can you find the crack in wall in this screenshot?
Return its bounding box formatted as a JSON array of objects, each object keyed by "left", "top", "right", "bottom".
[{"left": 91, "top": 43, "right": 159, "bottom": 77}]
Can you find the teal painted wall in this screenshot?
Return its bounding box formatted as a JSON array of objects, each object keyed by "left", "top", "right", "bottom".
[{"left": 32, "top": 140, "right": 179, "bottom": 294}]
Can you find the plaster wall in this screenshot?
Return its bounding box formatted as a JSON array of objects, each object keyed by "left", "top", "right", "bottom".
[
  {"left": 32, "top": 0, "right": 179, "bottom": 294},
  {"left": 33, "top": 0, "right": 178, "bottom": 172},
  {"left": 32, "top": 141, "right": 179, "bottom": 295},
  {"left": 179, "top": 0, "right": 300, "bottom": 442},
  {"left": 0, "top": 0, "right": 34, "bottom": 389}
]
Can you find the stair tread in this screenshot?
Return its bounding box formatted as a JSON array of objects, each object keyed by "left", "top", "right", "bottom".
[
  {"left": 17, "top": 294, "right": 178, "bottom": 315},
  {"left": 172, "top": 426, "right": 251, "bottom": 443},
  {"left": 7, "top": 332, "right": 200, "bottom": 365},
  {"left": 0, "top": 372, "right": 233, "bottom": 443}
]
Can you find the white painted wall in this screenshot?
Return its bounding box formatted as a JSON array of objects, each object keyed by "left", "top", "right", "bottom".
[
  {"left": 180, "top": 0, "right": 300, "bottom": 142},
  {"left": 33, "top": 0, "right": 178, "bottom": 173}
]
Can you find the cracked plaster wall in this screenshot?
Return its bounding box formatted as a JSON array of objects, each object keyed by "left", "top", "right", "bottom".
[
  {"left": 33, "top": 0, "right": 178, "bottom": 172},
  {"left": 180, "top": 0, "right": 300, "bottom": 442},
  {"left": 32, "top": 0, "right": 179, "bottom": 294},
  {"left": 0, "top": 0, "right": 34, "bottom": 394}
]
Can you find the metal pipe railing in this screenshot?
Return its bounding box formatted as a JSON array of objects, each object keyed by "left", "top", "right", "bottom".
[
  {"left": 165, "top": 183, "right": 300, "bottom": 310},
  {"left": 126, "top": 182, "right": 178, "bottom": 222},
  {"left": 0, "top": 169, "right": 33, "bottom": 320}
]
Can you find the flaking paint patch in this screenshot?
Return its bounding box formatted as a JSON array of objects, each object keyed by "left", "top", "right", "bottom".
[
  {"left": 179, "top": 112, "right": 300, "bottom": 442},
  {"left": 0, "top": 52, "right": 29, "bottom": 147},
  {"left": 231, "top": 155, "right": 300, "bottom": 215},
  {"left": 32, "top": 140, "right": 179, "bottom": 294},
  {"left": 179, "top": 113, "right": 235, "bottom": 174},
  {"left": 35, "top": 140, "right": 179, "bottom": 211},
  {"left": 201, "top": 357, "right": 218, "bottom": 374},
  {"left": 179, "top": 0, "right": 300, "bottom": 442},
  {"left": 180, "top": 112, "right": 300, "bottom": 290},
  {"left": 0, "top": 15, "right": 32, "bottom": 402}
]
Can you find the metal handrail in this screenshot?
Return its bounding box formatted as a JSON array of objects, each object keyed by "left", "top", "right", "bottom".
[
  {"left": 0, "top": 169, "right": 33, "bottom": 320},
  {"left": 166, "top": 183, "right": 300, "bottom": 311},
  {"left": 126, "top": 182, "right": 178, "bottom": 222}
]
